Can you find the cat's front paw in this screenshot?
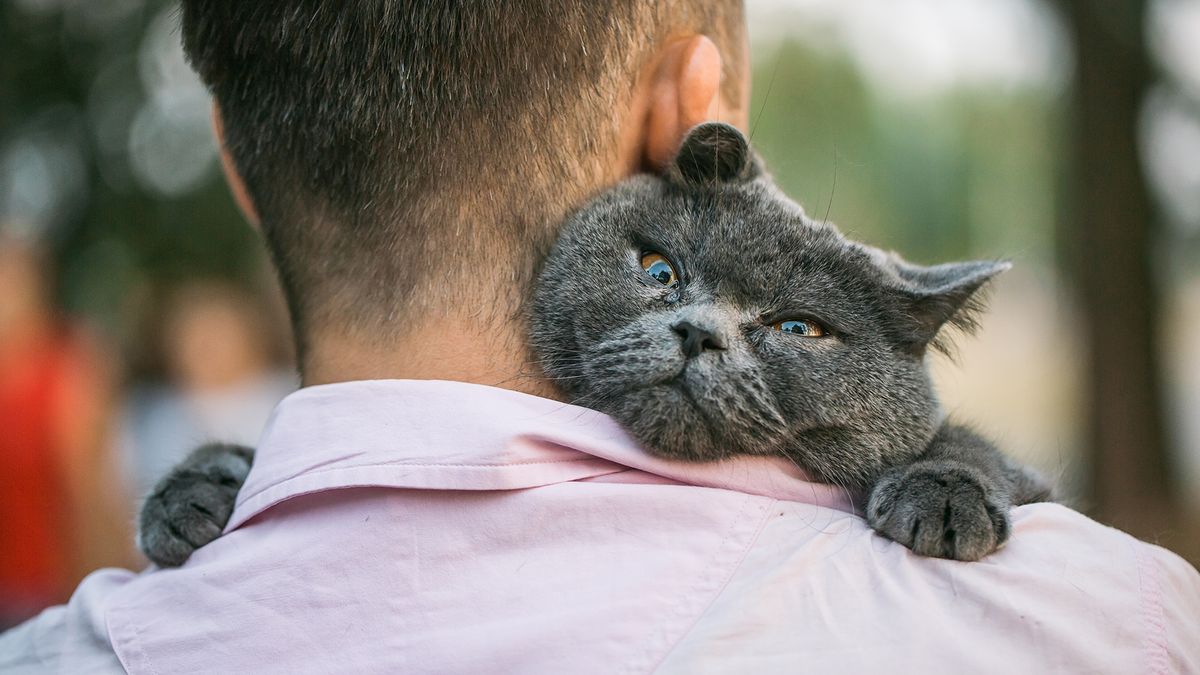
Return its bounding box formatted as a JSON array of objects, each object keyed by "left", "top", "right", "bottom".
[
  {"left": 866, "top": 462, "right": 1010, "bottom": 562},
  {"left": 138, "top": 443, "right": 252, "bottom": 567}
]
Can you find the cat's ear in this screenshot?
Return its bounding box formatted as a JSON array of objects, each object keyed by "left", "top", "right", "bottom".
[
  {"left": 890, "top": 257, "right": 1010, "bottom": 353},
  {"left": 667, "top": 122, "right": 760, "bottom": 188}
]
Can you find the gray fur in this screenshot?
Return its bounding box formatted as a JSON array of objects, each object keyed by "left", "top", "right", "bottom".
[
  {"left": 866, "top": 425, "right": 1051, "bottom": 561},
  {"left": 138, "top": 442, "right": 252, "bottom": 567},
  {"left": 138, "top": 122, "right": 1051, "bottom": 566},
  {"left": 529, "top": 122, "right": 1051, "bottom": 558}
]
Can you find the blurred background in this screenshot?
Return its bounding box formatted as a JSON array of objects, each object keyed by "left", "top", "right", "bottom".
[{"left": 0, "top": 0, "right": 1197, "bottom": 627}]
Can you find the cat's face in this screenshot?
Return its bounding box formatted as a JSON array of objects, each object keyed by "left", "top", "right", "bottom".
[{"left": 530, "top": 124, "right": 1005, "bottom": 488}]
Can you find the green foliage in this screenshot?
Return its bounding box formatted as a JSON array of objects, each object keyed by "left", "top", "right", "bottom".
[
  {"left": 0, "top": 0, "right": 264, "bottom": 341},
  {"left": 749, "top": 39, "right": 1063, "bottom": 266},
  {"left": 0, "top": 4, "right": 1063, "bottom": 342}
]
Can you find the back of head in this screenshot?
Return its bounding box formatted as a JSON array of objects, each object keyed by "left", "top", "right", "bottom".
[{"left": 180, "top": 1, "right": 745, "bottom": 369}]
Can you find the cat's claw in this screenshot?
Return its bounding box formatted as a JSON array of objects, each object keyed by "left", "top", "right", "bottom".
[
  {"left": 138, "top": 442, "right": 253, "bottom": 567},
  {"left": 866, "top": 462, "right": 1010, "bottom": 562}
]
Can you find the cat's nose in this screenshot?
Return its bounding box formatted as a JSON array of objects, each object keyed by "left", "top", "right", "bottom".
[{"left": 672, "top": 321, "right": 726, "bottom": 359}]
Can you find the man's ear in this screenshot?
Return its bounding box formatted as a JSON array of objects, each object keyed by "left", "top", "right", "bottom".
[
  {"left": 666, "top": 122, "right": 759, "bottom": 188},
  {"left": 618, "top": 32, "right": 749, "bottom": 178},
  {"left": 888, "top": 256, "right": 1011, "bottom": 353},
  {"left": 212, "top": 102, "right": 260, "bottom": 229}
]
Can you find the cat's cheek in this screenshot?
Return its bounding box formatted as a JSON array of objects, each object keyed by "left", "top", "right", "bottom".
[
  {"left": 752, "top": 336, "right": 844, "bottom": 380},
  {"left": 755, "top": 343, "right": 858, "bottom": 425}
]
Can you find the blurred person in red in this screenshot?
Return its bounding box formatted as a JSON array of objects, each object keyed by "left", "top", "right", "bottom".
[{"left": 0, "top": 234, "right": 131, "bottom": 630}]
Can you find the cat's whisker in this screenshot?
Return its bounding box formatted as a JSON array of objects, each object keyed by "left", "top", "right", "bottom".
[{"left": 821, "top": 148, "right": 838, "bottom": 227}]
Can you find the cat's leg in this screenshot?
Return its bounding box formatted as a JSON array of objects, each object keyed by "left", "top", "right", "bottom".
[
  {"left": 138, "top": 442, "right": 254, "bottom": 567},
  {"left": 865, "top": 424, "right": 1052, "bottom": 561}
]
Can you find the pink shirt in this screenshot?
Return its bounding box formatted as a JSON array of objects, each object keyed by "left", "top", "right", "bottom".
[{"left": 3, "top": 379, "right": 1198, "bottom": 673}]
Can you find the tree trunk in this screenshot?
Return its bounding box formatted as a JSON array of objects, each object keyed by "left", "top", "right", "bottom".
[{"left": 1057, "top": 0, "right": 1177, "bottom": 542}]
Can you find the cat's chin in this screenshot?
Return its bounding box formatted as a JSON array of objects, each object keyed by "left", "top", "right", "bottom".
[
  {"left": 591, "top": 383, "right": 716, "bottom": 462},
  {"left": 574, "top": 322, "right": 788, "bottom": 461},
  {"left": 599, "top": 379, "right": 780, "bottom": 463}
]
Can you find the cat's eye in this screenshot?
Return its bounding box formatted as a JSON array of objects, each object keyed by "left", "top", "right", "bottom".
[
  {"left": 640, "top": 252, "right": 679, "bottom": 287},
  {"left": 773, "top": 318, "right": 827, "bottom": 338}
]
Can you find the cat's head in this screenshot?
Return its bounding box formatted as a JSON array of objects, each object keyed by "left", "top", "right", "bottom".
[{"left": 530, "top": 123, "right": 1006, "bottom": 488}]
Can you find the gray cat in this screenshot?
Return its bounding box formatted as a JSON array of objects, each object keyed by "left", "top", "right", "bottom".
[{"left": 139, "top": 123, "right": 1051, "bottom": 568}]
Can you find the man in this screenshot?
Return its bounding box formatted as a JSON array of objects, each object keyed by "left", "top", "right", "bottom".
[{"left": 3, "top": 2, "right": 1198, "bottom": 672}]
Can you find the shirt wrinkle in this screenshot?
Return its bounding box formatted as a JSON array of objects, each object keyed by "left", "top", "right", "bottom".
[{"left": 649, "top": 496, "right": 777, "bottom": 673}]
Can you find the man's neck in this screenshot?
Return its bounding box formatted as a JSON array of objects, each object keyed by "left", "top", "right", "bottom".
[{"left": 301, "top": 318, "right": 563, "bottom": 401}]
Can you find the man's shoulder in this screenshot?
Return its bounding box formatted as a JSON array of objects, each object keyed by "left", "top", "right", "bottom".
[
  {"left": 746, "top": 499, "right": 1193, "bottom": 582},
  {"left": 659, "top": 500, "right": 1200, "bottom": 674},
  {"left": 0, "top": 568, "right": 134, "bottom": 674},
  {"left": 749, "top": 500, "right": 1200, "bottom": 615}
]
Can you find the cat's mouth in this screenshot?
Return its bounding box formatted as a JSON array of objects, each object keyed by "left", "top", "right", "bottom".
[
  {"left": 579, "top": 325, "right": 788, "bottom": 459},
  {"left": 626, "top": 361, "right": 789, "bottom": 459}
]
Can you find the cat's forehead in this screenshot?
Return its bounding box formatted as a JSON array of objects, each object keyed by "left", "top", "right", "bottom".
[
  {"left": 611, "top": 180, "right": 832, "bottom": 248},
  {"left": 566, "top": 175, "right": 883, "bottom": 307},
  {"left": 642, "top": 182, "right": 872, "bottom": 289}
]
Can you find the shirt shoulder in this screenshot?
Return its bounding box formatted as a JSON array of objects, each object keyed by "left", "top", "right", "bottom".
[
  {"left": 1145, "top": 535, "right": 1200, "bottom": 673},
  {"left": 0, "top": 568, "right": 133, "bottom": 674},
  {"left": 660, "top": 501, "right": 1200, "bottom": 674}
]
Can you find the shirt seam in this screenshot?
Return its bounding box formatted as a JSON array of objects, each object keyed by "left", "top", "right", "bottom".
[
  {"left": 228, "top": 459, "right": 628, "bottom": 530},
  {"left": 645, "top": 496, "right": 776, "bottom": 673},
  {"left": 108, "top": 601, "right": 156, "bottom": 675},
  {"left": 360, "top": 458, "right": 621, "bottom": 468},
  {"left": 236, "top": 457, "right": 621, "bottom": 504},
  {"left": 1132, "top": 539, "right": 1171, "bottom": 675}
]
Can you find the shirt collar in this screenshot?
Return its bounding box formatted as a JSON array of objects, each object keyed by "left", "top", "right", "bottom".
[{"left": 227, "top": 379, "right": 855, "bottom": 530}]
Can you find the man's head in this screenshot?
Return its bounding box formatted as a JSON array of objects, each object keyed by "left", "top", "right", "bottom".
[{"left": 180, "top": 2, "right": 748, "bottom": 381}]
